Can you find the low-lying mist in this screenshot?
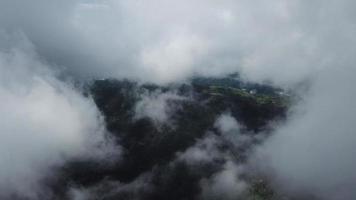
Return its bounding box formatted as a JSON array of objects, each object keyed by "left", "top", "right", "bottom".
[{"left": 0, "top": 0, "right": 355, "bottom": 199}]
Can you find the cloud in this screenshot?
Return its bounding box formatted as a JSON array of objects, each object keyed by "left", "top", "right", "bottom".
[
  {"left": 134, "top": 89, "right": 186, "bottom": 126},
  {"left": 248, "top": 1, "right": 356, "bottom": 199},
  {"left": 200, "top": 161, "right": 248, "bottom": 200},
  {"left": 68, "top": 172, "right": 153, "bottom": 200},
  {"left": 215, "top": 113, "right": 258, "bottom": 151},
  {"left": 214, "top": 113, "right": 241, "bottom": 133},
  {"left": 253, "top": 65, "right": 356, "bottom": 200},
  {"left": 0, "top": 33, "right": 118, "bottom": 199},
  {"left": 0, "top": 0, "right": 356, "bottom": 199},
  {"left": 176, "top": 115, "right": 256, "bottom": 200},
  {"left": 0, "top": 0, "right": 341, "bottom": 85},
  {"left": 176, "top": 133, "right": 224, "bottom": 166},
  {"left": 141, "top": 32, "right": 211, "bottom": 83}
]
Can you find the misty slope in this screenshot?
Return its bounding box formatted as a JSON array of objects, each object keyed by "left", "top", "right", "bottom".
[
  {"left": 55, "top": 76, "right": 290, "bottom": 200},
  {"left": 1, "top": 1, "right": 355, "bottom": 199}
]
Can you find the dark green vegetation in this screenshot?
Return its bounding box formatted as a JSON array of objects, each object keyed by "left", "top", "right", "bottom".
[{"left": 57, "top": 76, "right": 290, "bottom": 200}]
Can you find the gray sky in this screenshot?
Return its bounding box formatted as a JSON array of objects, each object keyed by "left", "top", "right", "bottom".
[{"left": 2, "top": 0, "right": 349, "bottom": 85}]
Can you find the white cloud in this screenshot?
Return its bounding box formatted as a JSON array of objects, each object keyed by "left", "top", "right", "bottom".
[
  {"left": 215, "top": 113, "right": 254, "bottom": 148},
  {"left": 0, "top": 0, "right": 356, "bottom": 199},
  {"left": 177, "top": 134, "right": 223, "bottom": 165},
  {"left": 141, "top": 32, "right": 210, "bottom": 83},
  {"left": 253, "top": 65, "right": 356, "bottom": 200},
  {"left": 134, "top": 90, "right": 186, "bottom": 125},
  {"left": 248, "top": 0, "right": 356, "bottom": 199},
  {"left": 215, "top": 114, "right": 241, "bottom": 133},
  {"left": 0, "top": 34, "right": 118, "bottom": 199},
  {"left": 0, "top": 0, "right": 338, "bottom": 85},
  {"left": 200, "top": 161, "right": 248, "bottom": 200}
]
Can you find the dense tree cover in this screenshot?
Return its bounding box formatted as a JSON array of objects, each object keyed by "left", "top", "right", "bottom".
[{"left": 56, "top": 77, "right": 289, "bottom": 200}]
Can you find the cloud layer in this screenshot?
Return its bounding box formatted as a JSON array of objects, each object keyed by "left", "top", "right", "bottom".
[
  {"left": 0, "top": 33, "right": 117, "bottom": 199},
  {"left": 1, "top": 0, "right": 348, "bottom": 85},
  {"left": 0, "top": 0, "right": 355, "bottom": 199},
  {"left": 254, "top": 65, "right": 356, "bottom": 200}
]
